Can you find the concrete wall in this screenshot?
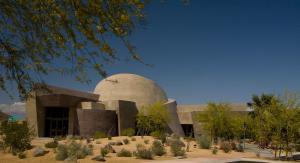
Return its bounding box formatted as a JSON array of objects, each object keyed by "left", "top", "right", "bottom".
[
  {"left": 116, "top": 100, "right": 138, "bottom": 135},
  {"left": 79, "top": 102, "right": 105, "bottom": 110},
  {"left": 164, "top": 100, "right": 185, "bottom": 136},
  {"left": 76, "top": 109, "right": 117, "bottom": 137}
]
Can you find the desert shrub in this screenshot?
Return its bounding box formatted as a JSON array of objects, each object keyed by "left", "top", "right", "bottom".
[
  {"left": 135, "top": 144, "right": 153, "bottom": 160},
  {"left": 121, "top": 128, "right": 135, "bottom": 137},
  {"left": 131, "top": 137, "right": 136, "bottom": 141},
  {"left": 123, "top": 138, "right": 130, "bottom": 145},
  {"left": 45, "top": 141, "right": 58, "bottom": 148},
  {"left": 55, "top": 141, "right": 92, "bottom": 160},
  {"left": 117, "top": 149, "right": 132, "bottom": 157},
  {"left": 295, "top": 144, "right": 300, "bottom": 152},
  {"left": 144, "top": 139, "right": 149, "bottom": 144},
  {"left": 170, "top": 139, "right": 185, "bottom": 156},
  {"left": 212, "top": 146, "right": 218, "bottom": 155},
  {"left": 18, "top": 152, "right": 26, "bottom": 159},
  {"left": 108, "top": 135, "right": 112, "bottom": 140},
  {"left": 100, "top": 147, "right": 109, "bottom": 157},
  {"left": 151, "top": 140, "right": 166, "bottom": 156},
  {"left": 55, "top": 144, "right": 68, "bottom": 161},
  {"left": 150, "top": 130, "right": 161, "bottom": 139},
  {"left": 93, "top": 131, "right": 106, "bottom": 139},
  {"left": 196, "top": 135, "right": 211, "bottom": 149},
  {"left": 220, "top": 141, "right": 232, "bottom": 153},
  {"left": 236, "top": 143, "right": 244, "bottom": 152},
  {"left": 0, "top": 121, "right": 33, "bottom": 154},
  {"left": 230, "top": 142, "right": 237, "bottom": 150},
  {"left": 95, "top": 140, "right": 101, "bottom": 144}
]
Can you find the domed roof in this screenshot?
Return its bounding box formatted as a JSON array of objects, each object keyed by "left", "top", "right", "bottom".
[{"left": 94, "top": 73, "right": 167, "bottom": 109}]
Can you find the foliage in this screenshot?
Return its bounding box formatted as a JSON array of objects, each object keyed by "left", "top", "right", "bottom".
[
  {"left": 247, "top": 92, "right": 300, "bottom": 159},
  {"left": 0, "top": 121, "right": 33, "bottom": 154},
  {"left": 108, "top": 135, "right": 112, "bottom": 140},
  {"left": 0, "top": 0, "right": 148, "bottom": 99},
  {"left": 55, "top": 141, "right": 92, "bottom": 161},
  {"left": 220, "top": 141, "right": 232, "bottom": 153},
  {"left": 45, "top": 140, "right": 58, "bottom": 148},
  {"left": 197, "top": 103, "right": 245, "bottom": 142},
  {"left": 136, "top": 102, "right": 170, "bottom": 135},
  {"left": 135, "top": 144, "right": 153, "bottom": 160},
  {"left": 121, "top": 128, "right": 135, "bottom": 137},
  {"left": 236, "top": 143, "right": 244, "bottom": 152},
  {"left": 93, "top": 131, "right": 106, "bottom": 139},
  {"left": 212, "top": 146, "right": 218, "bottom": 155},
  {"left": 151, "top": 140, "right": 166, "bottom": 156},
  {"left": 131, "top": 137, "right": 136, "bottom": 141},
  {"left": 196, "top": 135, "right": 211, "bottom": 149},
  {"left": 100, "top": 147, "right": 109, "bottom": 157},
  {"left": 18, "top": 152, "right": 26, "bottom": 159},
  {"left": 117, "top": 148, "right": 132, "bottom": 157},
  {"left": 144, "top": 139, "right": 149, "bottom": 144},
  {"left": 170, "top": 139, "right": 186, "bottom": 157},
  {"left": 123, "top": 138, "right": 130, "bottom": 145}
]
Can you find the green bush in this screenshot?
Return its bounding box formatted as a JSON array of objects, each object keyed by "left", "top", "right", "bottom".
[
  {"left": 236, "top": 143, "right": 244, "bottom": 152},
  {"left": 55, "top": 141, "right": 93, "bottom": 161},
  {"left": 295, "top": 144, "right": 300, "bottom": 152},
  {"left": 100, "top": 147, "right": 109, "bottom": 157},
  {"left": 170, "top": 139, "right": 185, "bottom": 156},
  {"left": 121, "top": 128, "right": 135, "bottom": 137},
  {"left": 135, "top": 144, "right": 153, "bottom": 160},
  {"left": 212, "top": 146, "right": 218, "bottom": 155},
  {"left": 108, "top": 135, "right": 112, "bottom": 140},
  {"left": 0, "top": 121, "right": 33, "bottom": 154},
  {"left": 93, "top": 131, "right": 106, "bottom": 139},
  {"left": 196, "top": 135, "right": 211, "bottom": 149},
  {"left": 45, "top": 141, "right": 58, "bottom": 148},
  {"left": 144, "top": 139, "right": 149, "bottom": 144},
  {"left": 117, "top": 149, "right": 132, "bottom": 157},
  {"left": 18, "top": 152, "right": 26, "bottom": 159},
  {"left": 220, "top": 141, "right": 232, "bottom": 153},
  {"left": 151, "top": 140, "right": 166, "bottom": 156},
  {"left": 150, "top": 130, "right": 161, "bottom": 139},
  {"left": 123, "top": 138, "right": 130, "bottom": 145}
]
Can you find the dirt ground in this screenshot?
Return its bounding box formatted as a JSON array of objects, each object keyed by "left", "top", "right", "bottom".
[{"left": 0, "top": 136, "right": 260, "bottom": 163}]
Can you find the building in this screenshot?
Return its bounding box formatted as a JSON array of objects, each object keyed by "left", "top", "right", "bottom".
[{"left": 26, "top": 73, "right": 248, "bottom": 138}]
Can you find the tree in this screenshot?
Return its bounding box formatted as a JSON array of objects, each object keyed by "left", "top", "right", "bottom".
[
  {"left": 196, "top": 102, "right": 244, "bottom": 143},
  {"left": 136, "top": 102, "right": 170, "bottom": 136},
  {"left": 0, "top": 0, "right": 147, "bottom": 99}
]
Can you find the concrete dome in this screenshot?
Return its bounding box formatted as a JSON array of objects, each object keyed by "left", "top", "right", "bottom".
[{"left": 94, "top": 73, "right": 167, "bottom": 109}]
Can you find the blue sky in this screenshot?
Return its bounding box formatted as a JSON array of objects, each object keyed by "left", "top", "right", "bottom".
[{"left": 1, "top": 0, "right": 300, "bottom": 104}]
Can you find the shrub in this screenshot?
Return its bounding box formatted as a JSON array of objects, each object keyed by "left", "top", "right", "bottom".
[
  {"left": 55, "top": 141, "right": 92, "bottom": 160},
  {"left": 151, "top": 140, "right": 166, "bottom": 156},
  {"left": 135, "top": 144, "right": 153, "bottom": 160},
  {"left": 18, "top": 152, "right": 26, "bottom": 159},
  {"left": 196, "top": 135, "right": 211, "bottom": 149},
  {"left": 108, "top": 135, "right": 112, "bottom": 140},
  {"left": 45, "top": 141, "right": 58, "bottom": 148},
  {"left": 212, "top": 146, "right": 218, "bottom": 155},
  {"left": 95, "top": 140, "right": 101, "bottom": 144},
  {"left": 231, "top": 142, "right": 237, "bottom": 150},
  {"left": 121, "top": 128, "right": 135, "bottom": 137},
  {"left": 100, "top": 147, "right": 109, "bottom": 157},
  {"left": 55, "top": 144, "right": 68, "bottom": 161},
  {"left": 170, "top": 139, "right": 185, "bottom": 156},
  {"left": 93, "top": 131, "right": 106, "bottom": 139},
  {"left": 144, "top": 139, "right": 149, "bottom": 144},
  {"left": 236, "top": 143, "right": 244, "bottom": 152},
  {"left": 117, "top": 149, "right": 132, "bottom": 157},
  {"left": 150, "top": 130, "right": 162, "bottom": 139},
  {"left": 0, "top": 121, "right": 33, "bottom": 154},
  {"left": 123, "top": 138, "right": 130, "bottom": 145},
  {"left": 295, "top": 144, "right": 300, "bottom": 152},
  {"left": 220, "top": 141, "right": 232, "bottom": 153},
  {"left": 131, "top": 137, "right": 136, "bottom": 141}
]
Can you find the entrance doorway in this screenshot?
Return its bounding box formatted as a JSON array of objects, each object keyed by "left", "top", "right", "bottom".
[
  {"left": 45, "top": 107, "right": 69, "bottom": 137},
  {"left": 181, "top": 124, "right": 194, "bottom": 137}
]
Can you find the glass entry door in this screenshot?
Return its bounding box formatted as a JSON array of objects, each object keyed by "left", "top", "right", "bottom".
[{"left": 45, "top": 107, "right": 69, "bottom": 137}]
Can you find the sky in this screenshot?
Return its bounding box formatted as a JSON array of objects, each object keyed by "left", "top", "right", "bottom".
[{"left": 1, "top": 0, "right": 300, "bottom": 104}]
